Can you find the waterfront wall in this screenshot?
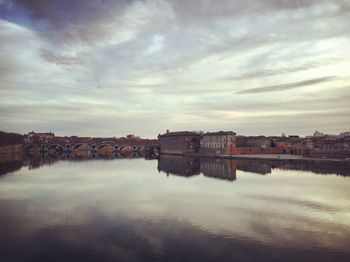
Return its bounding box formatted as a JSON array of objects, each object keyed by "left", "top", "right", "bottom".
[
  {"left": 0, "top": 144, "right": 23, "bottom": 155},
  {"left": 234, "top": 147, "right": 285, "bottom": 155},
  {"left": 199, "top": 148, "right": 236, "bottom": 155}
]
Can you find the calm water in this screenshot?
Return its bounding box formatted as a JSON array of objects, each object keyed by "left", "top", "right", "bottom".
[{"left": 1, "top": 153, "right": 350, "bottom": 262}]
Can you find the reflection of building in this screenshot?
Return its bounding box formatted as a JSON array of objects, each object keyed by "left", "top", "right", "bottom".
[
  {"left": 199, "top": 131, "right": 236, "bottom": 155},
  {"left": 157, "top": 155, "right": 200, "bottom": 177},
  {"left": 275, "top": 160, "right": 350, "bottom": 176},
  {"left": 158, "top": 130, "right": 200, "bottom": 155},
  {"left": 200, "top": 158, "right": 236, "bottom": 181},
  {"left": 236, "top": 160, "right": 272, "bottom": 175},
  {"left": 157, "top": 155, "right": 236, "bottom": 181}
]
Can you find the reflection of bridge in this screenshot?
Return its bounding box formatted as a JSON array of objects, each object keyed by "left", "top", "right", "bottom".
[
  {"left": 24, "top": 142, "right": 145, "bottom": 153},
  {"left": 22, "top": 151, "right": 145, "bottom": 170}
]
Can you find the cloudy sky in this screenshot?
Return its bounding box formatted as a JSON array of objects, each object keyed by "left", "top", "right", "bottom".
[{"left": 0, "top": 0, "right": 349, "bottom": 138}]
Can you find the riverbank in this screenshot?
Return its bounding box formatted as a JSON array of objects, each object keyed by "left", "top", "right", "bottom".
[
  {"left": 173, "top": 152, "right": 350, "bottom": 162},
  {"left": 222, "top": 154, "right": 350, "bottom": 163}
]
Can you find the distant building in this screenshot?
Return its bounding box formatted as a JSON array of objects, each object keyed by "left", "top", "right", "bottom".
[
  {"left": 313, "top": 131, "right": 325, "bottom": 137},
  {"left": 199, "top": 131, "right": 236, "bottom": 155},
  {"left": 158, "top": 130, "right": 201, "bottom": 155},
  {"left": 27, "top": 131, "right": 55, "bottom": 143},
  {"left": 236, "top": 136, "right": 272, "bottom": 148},
  {"left": 127, "top": 134, "right": 141, "bottom": 140},
  {"left": 288, "top": 135, "right": 299, "bottom": 139},
  {"left": 339, "top": 132, "right": 350, "bottom": 138},
  {"left": 322, "top": 138, "right": 350, "bottom": 151}
]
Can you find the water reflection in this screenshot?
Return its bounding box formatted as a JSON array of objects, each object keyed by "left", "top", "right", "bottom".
[
  {"left": 0, "top": 151, "right": 144, "bottom": 174},
  {"left": 0, "top": 153, "right": 22, "bottom": 176},
  {"left": 156, "top": 155, "right": 350, "bottom": 180},
  {"left": 2, "top": 153, "right": 350, "bottom": 179},
  {"left": 0, "top": 153, "right": 350, "bottom": 261},
  {"left": 157, "top": 155, "right": 236, "bottom": 181}
]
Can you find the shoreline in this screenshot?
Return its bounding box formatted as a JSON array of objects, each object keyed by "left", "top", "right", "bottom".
[
  {"left": 161, "top": 152, "right": 350, "bottom": 163},
  {"left": 222, "top": 154, "right": 350, "bottom": 163}
]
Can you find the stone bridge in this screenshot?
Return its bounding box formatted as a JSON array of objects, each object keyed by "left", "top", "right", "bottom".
[{"left": 24, "top": 142, "right": 146, "bottom": 153}]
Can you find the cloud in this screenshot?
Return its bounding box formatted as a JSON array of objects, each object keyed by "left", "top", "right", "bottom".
[
  {"left": 0, "top": 0, "right": 349, "bottom": 136},
  {"left": 236, "top": 76, "right": 338, "bottom": 94}
]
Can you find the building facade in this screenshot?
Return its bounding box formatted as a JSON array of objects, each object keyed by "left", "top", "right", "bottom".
[
  {"left": 236, "top": 136, "right": 272, "bottom": 148},
  {"left": 26, "top": 131, "right": 55, "bottom": 144},
  {"left": 199, "top": 131, "right": 236, "bottom": 155},
  {"left": 158, "top": 130, "right": 201, "bottom": 155}
]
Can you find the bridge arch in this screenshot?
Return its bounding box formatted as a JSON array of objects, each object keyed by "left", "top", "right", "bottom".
[
  {"left": 119, "top": 145, "right": 132, "bottom": 151},
  {"left": 24, "top": 144, "right": 39, "bottom": 150},
  {"left": 96, "top": 150, "right": 114, "bottom": 158},
  {"left": 120, "top": 150, "right": 131, "bottom": 157},
  {"left": 97, "top": 144, "right": 114, "bottom": 150},
  {"left": 72, "top": 143, "right": 91, "bottom": 150},
  {"left": 23, "top": 144, "right": 41, "bottom": 155},
  {"left": 47, "top": 144, "right": 65, "bottom": 151}
]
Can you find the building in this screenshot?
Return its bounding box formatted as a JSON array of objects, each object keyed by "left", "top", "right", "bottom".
[
  {"left": 313, "top": 131, "right": 325, "bottom": 137},
  {"left": 236, "top": 136, "right": 272, "bottom": 148},
  {"left": 26, "top": 131, "right": 55, "bottom": 143},
  {"left": 339, "top": 132, "right": 350, "bottom": 138},
  {"left": 158, "top": 130, "right": 201, "bottom": 155},
  {"left": 321, "top": 137, "right": 350, "bottom": 151},
  {"left": 199, "top": 131, "right": 236, "bottom": 155},
  {"left": 127, "top": 134, "right": 141, "bottom": 140}
]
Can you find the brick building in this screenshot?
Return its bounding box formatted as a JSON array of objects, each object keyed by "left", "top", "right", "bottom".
[
  {"left": 158, "top": 130, "right": 201, "bottom": 155},
  {"left": 26, "top": 131, "right": 55, "bottom": 143},
  {"left": 236, "top": 136, "right": 272, "bottom": 148}
]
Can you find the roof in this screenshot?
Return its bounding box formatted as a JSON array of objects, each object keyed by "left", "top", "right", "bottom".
[
  {"left": 202, "top": 131, "right": 236, "bottom": 136},
  {"left": 158, "top": 131, "right": 201, "bottom": 137}
]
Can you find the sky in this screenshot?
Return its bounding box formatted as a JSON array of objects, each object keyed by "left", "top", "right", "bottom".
[{"left": 0, "top": 0, "right": 349, "bottom": 138}]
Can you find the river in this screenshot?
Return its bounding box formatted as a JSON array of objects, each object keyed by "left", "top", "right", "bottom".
[{"left": 0, "top": 153, "right": 350, "bottom": 261}]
